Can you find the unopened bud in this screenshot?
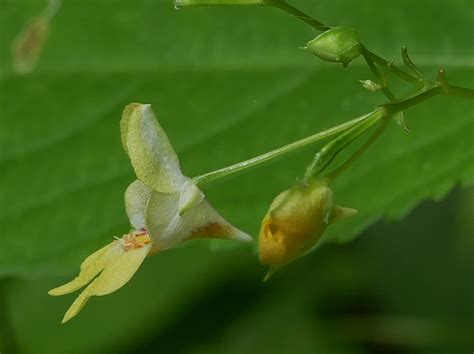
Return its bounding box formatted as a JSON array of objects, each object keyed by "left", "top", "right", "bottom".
[
  {"left": 302, "top": 27, "right": 361, "bottom": 67},
  {"left": 259, "top": 180, "right": 356, "bottom": 280}
]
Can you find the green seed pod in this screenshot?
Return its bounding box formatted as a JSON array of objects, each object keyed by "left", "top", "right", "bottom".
[{"left": 303, "top": 26, "right": 361, "bottom": 67}]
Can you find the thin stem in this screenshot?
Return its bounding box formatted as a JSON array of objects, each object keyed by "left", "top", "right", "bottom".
[
  {"left": 326, "top": 118, "right": 390, "bottom": 182},
  {"left": 194, "top": 74, "right": 469, "bottom": 187},
  {"left": 361, "top": 46, "right": 411, "bottom": 131},
  {"left": 364, "top": 48, "right": 422, "bottom": 88},
  {"left": 310, "top": 77, "right": 471, "bottom": 181},
  {"left": 361, "top": 46, "right": 398, "bottom": 101},
  {"left": 265, "top": 0, "right": 421, "bottom": 87},
  {"left": 305, "top": 77, "right": 463, "bottom": 183},
  {"left": 446, "top": 84, "right": 474, "bottom": 99},
  {"left": 401, "top": 45, "right": 424, "bottom": 81},
  {"left": 383, "top": 86, "right": 442, "bottom": 114},
  {"left": 264, "top": 0, "right": 330, "bottom": 32},
  {"left": 193, "top": 113, "right": 370, "bottom": 186},
  {"left": 303, "top": 108, "right": 384, "bottom": 180}
]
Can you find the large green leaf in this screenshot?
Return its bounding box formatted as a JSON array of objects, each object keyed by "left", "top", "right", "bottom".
[
  {"left": 1, "top": 0, "right": 472, "bottom": 276},
  {"left": 0, "top": 1, "right": 473, "bottom": 352}
]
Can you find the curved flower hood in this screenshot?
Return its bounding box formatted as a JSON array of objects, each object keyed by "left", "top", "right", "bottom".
[{"left": 122, "top": 103, "right": 252, "bottom": 251}]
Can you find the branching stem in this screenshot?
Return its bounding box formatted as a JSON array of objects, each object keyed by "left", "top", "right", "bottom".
[
  {"left": 193, "top": 113, "right": 370, "bottom": 186},
  {"left": 265, "top": 0, "right": 422, "bottom": 87},
  {"left": 194, "top": 74, "right": 471, "bottom": 186},
  {"left": 189, "top": 0, "right": 473, "bottom": 187},
  {"left": 263, "top": 0, "right": 330, "bottom": 32}
]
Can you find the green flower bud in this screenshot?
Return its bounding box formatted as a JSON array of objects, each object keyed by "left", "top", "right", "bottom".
[{"left": 302, "top": 26, "right": 361, "bottom": 67}]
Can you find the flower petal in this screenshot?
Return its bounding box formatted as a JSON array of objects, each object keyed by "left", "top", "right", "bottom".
[
  {"left": 145, "top": 191, "right": 181, "bottom": 249},
  {"left": 146, "top": 190, "right": 252, "bottom": 249},
  {"left": 125, "top": 179, "right": 153, "bottom": 230},
  {"left": 61, "top": 242, "right": 152, "bottom": 323},
  {"left": 185, "top": 200, "right": 252, "bottom": 243},
  {"left": 48, "top": 241, "right": 120, "bottom": 296},
  {"left": 120, "top": 103, "right": 185, "bottom": 193},
  {"left": 178, "top": 178, "right": 204, "bottom": 215}
]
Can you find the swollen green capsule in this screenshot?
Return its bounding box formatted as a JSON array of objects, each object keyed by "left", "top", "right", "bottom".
[{"left": 302, "top": 26, "right": 361, "bottom": 67}]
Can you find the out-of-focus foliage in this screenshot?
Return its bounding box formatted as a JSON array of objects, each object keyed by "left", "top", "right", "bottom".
[
  {"left": 0, "top": 0, "right": 472, "bottom": 353},
  {"left": 3, "top": 191, "right": 474, "bottom": 354},
  {"left": 1, "top": 0, "right": 473, "bottom": 276}
]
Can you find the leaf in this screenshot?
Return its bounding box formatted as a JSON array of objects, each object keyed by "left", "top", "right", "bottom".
[
  {"left": 1, "top": 0, "right": 473, "bottom": 271},
  {"left": 0, "top": 0, "right": 473, "bottom": 352}
]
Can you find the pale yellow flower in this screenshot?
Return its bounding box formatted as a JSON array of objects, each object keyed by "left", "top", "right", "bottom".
[{"left": 49, "top": 104, "right": 251, "bottom": 323}]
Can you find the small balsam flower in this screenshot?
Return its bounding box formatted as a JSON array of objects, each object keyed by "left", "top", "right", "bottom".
[
  {"left": 259, "top": 179, "right": 356, "bottom": 280},
  {"left": 301, "top": 26, "right": 361, "bottom": 67},
  {"left": 174, "top": 0, "right": 263, "bottom": 7},
  {"left": 120, "top": 104, "right": 251, "bottom": 250},
  {"left": 49, "top": 103, "right": 251, "bottom": 323}
]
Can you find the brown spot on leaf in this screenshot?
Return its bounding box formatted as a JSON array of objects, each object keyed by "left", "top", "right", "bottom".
[
  {"left": 11, "top": 18, "right": 49, "bottom": 74},
  {"left": 11, "top": 0, "right": 62, "bottom": 74}
]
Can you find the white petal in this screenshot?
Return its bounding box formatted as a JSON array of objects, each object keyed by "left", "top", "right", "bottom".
[
  {"left": 145, "top": 191, "right": 182, "bottom": 250},
  {"left": 182, "top": 200, "right": 253, "bottom": 243},
  {"left": 178, "top": 178, "right": 204, "bottom": 215},
  {"left": 121, "top": 103, "right": 185, "bottom": 193},
  {"left": 146, "top": 188, "right": 252, "bottom": 249},
  {"left": 125, "top": 180, "right": 153, "bottom": 230}
]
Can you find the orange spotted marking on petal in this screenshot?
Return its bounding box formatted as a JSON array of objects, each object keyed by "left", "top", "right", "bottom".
[
  {"left": 186, "top": 222, "right": 232, "bottom": 240},
  {"left": 121, "top": 231, "right": 152, "bottom": 251}
]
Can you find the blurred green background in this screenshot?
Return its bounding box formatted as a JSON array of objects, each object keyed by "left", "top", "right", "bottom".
[{"left": 1, "top": 0, "right": 473, "bottom": 353}]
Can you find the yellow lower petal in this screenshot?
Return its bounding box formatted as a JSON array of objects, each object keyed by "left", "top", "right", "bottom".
[
  {"left": 62, "top": 291, "right": 92, "bottom": 324},
  {"left": 48, "top": 242, "right": 116, "bottom": 296},
  {"left": 60, "top": 241, "right": 152, "bottom": 323}
]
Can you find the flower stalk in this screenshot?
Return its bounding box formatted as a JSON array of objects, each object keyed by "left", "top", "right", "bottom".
[{"left": 193, "top": 113, "right": 372, "bottom": 186}]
